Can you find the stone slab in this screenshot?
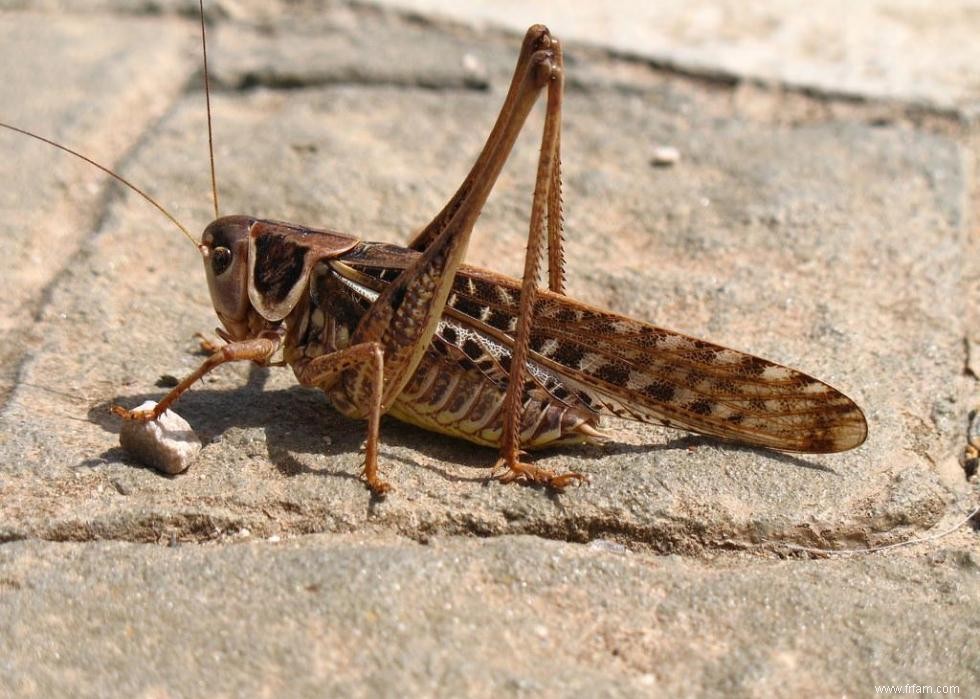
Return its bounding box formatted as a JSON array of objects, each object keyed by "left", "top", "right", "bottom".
[
  {"left": 0, "top": 3, "right": 971, "bottom": 553},
  {"left": 1, "top": 535, "right": 976, "bottom": 697},
  {"left": 373, "top": 0, "right": 980, "bottom": 116},
  {"left": 0, "top": 3, "right": 976, "bottom": 697}
]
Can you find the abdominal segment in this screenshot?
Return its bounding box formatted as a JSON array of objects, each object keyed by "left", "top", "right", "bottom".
[{"left": 387, "top": 349, "right": 602, "bottom": 449}]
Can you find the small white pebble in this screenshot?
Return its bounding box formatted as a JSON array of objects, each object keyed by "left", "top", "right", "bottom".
[
  {"left": 651, "top": 145, "right": 680, "bottom": 166},
  {"left": 267, "top": 535, "right": 281, "bottom": 543},
  {"left": 119, "top": 400, "right": 202, "bottom": 475},
  {"left": 461, "top": 52, "right": 487, "bottom": 85},
  {"left": 588, "top": 539, "right": 628, "bottom": 554},
  {"left": 638, "top": 673, "right": 657, "bottom": 687}
]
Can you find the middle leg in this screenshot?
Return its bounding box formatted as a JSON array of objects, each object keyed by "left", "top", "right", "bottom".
[{"left": 294, "top": 342, "right": 388, "bottom": 495}]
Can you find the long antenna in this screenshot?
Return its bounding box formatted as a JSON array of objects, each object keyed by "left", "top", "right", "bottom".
[
  {"left": 0, "top": 120, "right": 198, "bottom": 247},
  {"left": 200, "top": 0, "right": 220, "bottom": 219}
]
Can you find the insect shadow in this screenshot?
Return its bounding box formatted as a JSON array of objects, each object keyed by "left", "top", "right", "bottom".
[
  {"left": 557, "top": 436, "right": 840, "bottom": 474},
  {"left": 85, "top": 365, "right": 504, "bottom": 485},
  {"left": 86, "top": 364, "right": 837, "bottom": 483}
]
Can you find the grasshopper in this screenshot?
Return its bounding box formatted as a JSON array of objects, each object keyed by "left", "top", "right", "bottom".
[{"left": 3, "top": 16, "right": 867, "bottom": 495}]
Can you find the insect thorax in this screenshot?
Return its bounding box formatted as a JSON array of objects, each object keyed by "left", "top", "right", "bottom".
[{"left": 284, "top": 251, "right": 602, "bottom": 449}]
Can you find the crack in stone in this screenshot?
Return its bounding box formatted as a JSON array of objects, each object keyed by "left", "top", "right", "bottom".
[
  {"left": 3, "top": 503, "right": 947, "bottom": 558},
  {"left": 228, "top": 71, "right": 489, "bottom": 93}
]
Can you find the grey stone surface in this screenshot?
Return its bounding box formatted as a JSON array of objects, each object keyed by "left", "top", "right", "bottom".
[
  {"left": 0, "top": 1, "right": 977, "bottom": 696},
  {"left": 374, "top": 0, "right": 980, "bottom": 116},
  {"left": 0, "top": 10, "right": 196, "bottom": 404},
  {"left": 1, "top": 536, "right": 977, "bottom": 697}
]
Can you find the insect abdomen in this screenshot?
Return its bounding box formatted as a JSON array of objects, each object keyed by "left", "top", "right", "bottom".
[{"left": 389, "top": 349, "right": 602, "bottom": 448}]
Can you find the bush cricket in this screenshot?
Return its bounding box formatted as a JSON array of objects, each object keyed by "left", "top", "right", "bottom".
[{"left": 2, "top": 9, "right": 867, "bottom": 496}]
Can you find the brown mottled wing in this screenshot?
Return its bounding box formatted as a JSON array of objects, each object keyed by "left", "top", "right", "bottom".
[{"left": 339, "top": 245, "right": 868, "bottom": 453}]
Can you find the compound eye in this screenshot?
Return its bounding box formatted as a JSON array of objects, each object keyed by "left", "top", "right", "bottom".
[{"left": 211, "top": 246, "right": 233, "bottom": 275}]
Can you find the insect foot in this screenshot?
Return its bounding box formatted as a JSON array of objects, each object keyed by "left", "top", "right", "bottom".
[
  {"left": 493, "top": 457, "right": 588, "bottom": 492},
  {"left": 194, "top": 331, "right": 224, "bottom": 354},
  {"left": 112, "top": 404, "right": 158, "bottom": 422},
  {"left": 360, "top": 467, "right": 392, "bottom": 497}
]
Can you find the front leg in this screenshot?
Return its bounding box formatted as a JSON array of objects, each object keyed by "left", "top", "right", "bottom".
[{"left": 113, "top": 335, "right": 281, "bottom": 421}]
